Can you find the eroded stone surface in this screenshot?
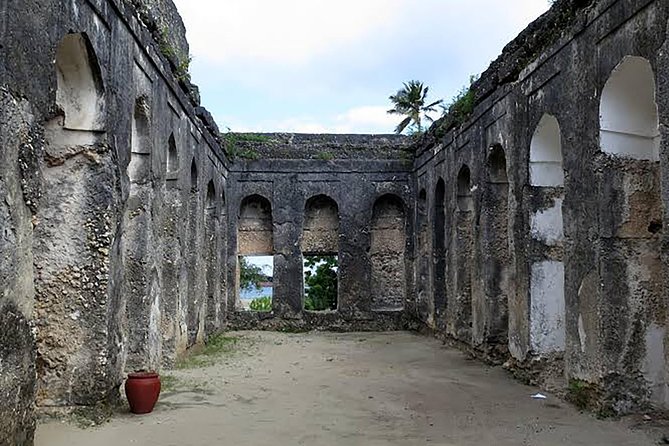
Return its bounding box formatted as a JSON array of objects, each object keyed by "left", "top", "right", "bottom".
[{"left": 3, "top": 1, "right": 669, "bottom": 444}]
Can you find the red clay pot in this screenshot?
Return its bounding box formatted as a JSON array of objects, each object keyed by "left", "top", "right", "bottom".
[{"left": 125, "top": 371, "right": 161, "bottom": 414}]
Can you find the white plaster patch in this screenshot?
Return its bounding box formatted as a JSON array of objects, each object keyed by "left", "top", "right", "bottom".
[
  {"left": 530, "top": 260, "right": 565, "bottom": 354},
  {"left": 530, "top": 197, "right": 564, "bottom": 246},
  {"left": 642, "top": 323, "right": 666, "bottom": 405}
]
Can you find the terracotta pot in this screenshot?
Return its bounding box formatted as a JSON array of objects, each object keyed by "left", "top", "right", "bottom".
[{"left": 125, "top": 371, "right": 161, "bottom": 414}]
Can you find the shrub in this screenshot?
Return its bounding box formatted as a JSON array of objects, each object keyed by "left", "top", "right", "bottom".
[{"left": 250, "top": 296, "right": 272, "bottom": 312}]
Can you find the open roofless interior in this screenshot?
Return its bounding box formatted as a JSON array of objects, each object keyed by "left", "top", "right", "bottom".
[{"left": 2, "top": 0, "right": 669, "bottom": 444}]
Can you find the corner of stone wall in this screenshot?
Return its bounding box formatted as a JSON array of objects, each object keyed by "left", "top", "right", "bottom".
[{"left": 503, "top": 353, "right": 566, "bottom": 393}]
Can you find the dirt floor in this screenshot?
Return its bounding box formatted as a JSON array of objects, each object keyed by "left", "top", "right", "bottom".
[{"left": 36, "top": 331, "right": 659, "bottom": 446}]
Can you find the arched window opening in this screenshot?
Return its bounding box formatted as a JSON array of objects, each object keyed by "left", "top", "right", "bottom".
[
  {"left": 237, "top": 195, "right": 274, "bottom": 312},
  {"left": 167, "top": 134, "right": 178, "bottom": 179},
  {"left": 371, "top": 194, "right": 407, "bottom": 311},
  {"left": 488, "top": 145, "right": 508, "bottom": 184},
  {"left": 457, "top": 165, "right": 473, "bottom": 212},
  {"left": 600, "top": 56, "right": 659, "bottom": 161},
  {"left": 530, "top": 114, "right": 563, "bottom": 187},
  {"left": 55, "top": 33, "right": 105, "bottom": 131},
  {"left": 128, "top": 97, "right": 151, "bottom": 184},
  {"left": 302, "top": 195, "right": 340, "bottom": 312}
]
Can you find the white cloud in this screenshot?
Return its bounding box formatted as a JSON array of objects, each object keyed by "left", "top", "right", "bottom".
[
  {"left": 175, "top": 0, "right": 552, "bottom": 133},
  {"left": 174, "top": 0, "right": 402, "bottom": 65},
  {"left": 174, "top": 0, "right": 550, "bottom": 68},
  {"left": 335, "top": 106, "right": 397, "bottom": 132},
  {"left": 220, "top": 104, "right": 411, "bottom": 134}
]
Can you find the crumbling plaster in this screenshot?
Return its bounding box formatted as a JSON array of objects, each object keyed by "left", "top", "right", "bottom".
[{"left": 3, "top": 0, "right": 669, "bottom": 444}]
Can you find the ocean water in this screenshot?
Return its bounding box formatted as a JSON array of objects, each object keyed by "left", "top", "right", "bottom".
[{"left": 240, "top": 286, "right": 273, "bottom": 300}]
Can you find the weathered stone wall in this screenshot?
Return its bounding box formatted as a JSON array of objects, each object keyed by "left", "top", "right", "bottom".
[
  {"left": 370, "top": 195, "right": 407, "bottom": 311},
  {"left": 4, "top": 0, "right": 669, "bottom": 442},
  {"left": 0, "top": 88, "right": 38, "bottom": 446},
  {"left": 414, "top": 0, "right": 669, "bottom": 414},
  {"left": 0, "top": 0, "right": 227, "bottom": 442},
  {"left": 225, "top": 139, "right": 415, "bottom": 330}
]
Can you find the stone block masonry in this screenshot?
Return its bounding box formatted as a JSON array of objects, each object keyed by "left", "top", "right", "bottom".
[
  {"left": 414, "top": 0, "right": 669, "bottom": 415},
  {"left": 2, "top": 0, "right": 669, "bottom": 444}
]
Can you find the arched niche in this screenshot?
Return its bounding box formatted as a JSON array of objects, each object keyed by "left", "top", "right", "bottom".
[
  {"left": 220, "top": 189, "right": 227, "bottom": 216},
  {"left": 418, "top": 189, "right": 427, "bottom": 205},
  {"left": 128, "top": 97, "right": 151, "bottom": 184},
  {"left": 527, "top": 114, "right": 565, "bottom": 355},
  {"left": 302, "top": 195, "right": 340, "bottom": 312},
  {"left": 597, "top": 56, "right": 664, "bottom": 403},
  {"left": 301, "top": 195, "right": 340, "bottom": 254},
  {"left": 416, "top": 187, "right": 430, "bottom": 317},
  {"left": 371, "top": 194, "right": 406, "bottom": 311},
  {"left": 417, "top": 188, "right": 427, "bottom": 226},
  {"left": 530, "top": 114, "right": 563, "bottom": 187},
  {"left": 600, "top": 56, "right": 659, "bottom": 161},
  {"left": 166, "top": 134, "right": 178, "bottom": 179},
  {"left": 477, "top": 145, "right": 511, "bottom": 348},
  {"left": 204, "top": 179, "right": 219, "bottom": 333},
  {"left": 457, "top": 165, "right": 473, "bottom": 212},
  {"left": 238, "top": 195, "right": 273, "bottom": 256},
  {"left": 205, "top": 180, "right": 216, "bottom": 215},
  {"left": 55, "top": 33, "right": 105, "bottom": 131},
  {"left": 433, "top": 179, "right": 446, "bottom": 310},
  {"left": 190, "top": 159, "right": 198, "bottom": 191},
  {"left": 488, "top": 145, "right": 508, "bottom": 184},
  {"left": 434, "top": 179, "right": 446, "bottom": 219}
]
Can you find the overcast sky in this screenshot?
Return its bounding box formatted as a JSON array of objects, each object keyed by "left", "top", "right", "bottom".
[{"left": 172, "top": 0, "right": 551, "bottom": 134}]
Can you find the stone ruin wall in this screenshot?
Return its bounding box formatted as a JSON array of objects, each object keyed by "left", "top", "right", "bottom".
[
  {"left": 225, "top": 135, "right": 415, "bottom": 331},
  {"left": 2, "top": 0, "right": 669, "bottom": 444},
  {"left": 414, "top": 0, "right": 669, "bottom": 415},
  {"left": 0, "top": 0, "right": 227, "bottom": 443}
]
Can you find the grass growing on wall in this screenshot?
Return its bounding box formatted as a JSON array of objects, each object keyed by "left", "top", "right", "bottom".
[{"left": 223, "top": 130, "right": 270, "bottom": 160}]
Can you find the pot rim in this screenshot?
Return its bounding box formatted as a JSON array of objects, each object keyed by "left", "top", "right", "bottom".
[{"left": 127, "top": 371, "right": 159, "bottom": 379}]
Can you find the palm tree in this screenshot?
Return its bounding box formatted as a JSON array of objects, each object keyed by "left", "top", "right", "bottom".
[{"left": 387, "top": 80, "right": 443, "bottom": 135}]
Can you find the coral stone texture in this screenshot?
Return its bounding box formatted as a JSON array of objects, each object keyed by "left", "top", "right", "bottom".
[{"left": 1, "top": 0, "right": 669, "bottom": 444}]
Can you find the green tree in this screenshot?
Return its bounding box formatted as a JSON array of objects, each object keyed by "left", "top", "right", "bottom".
[
  {"left": 387, "top": 80, "right": 443, "bottom": 135},
  {"left": 304, "top": 256, "right": 338, "bottom": 311},
  {"left": 239, "top": 257, "right": 266, "bottom": 292}
]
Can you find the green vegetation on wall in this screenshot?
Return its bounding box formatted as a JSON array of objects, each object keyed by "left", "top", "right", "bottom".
[{"left": 222, "top": 130, "right": 269, "bottom": 160}]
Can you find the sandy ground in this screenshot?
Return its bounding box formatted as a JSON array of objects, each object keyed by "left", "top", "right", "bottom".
[{"left": 36, "top": 331, "right": 658, "bottom": 446}]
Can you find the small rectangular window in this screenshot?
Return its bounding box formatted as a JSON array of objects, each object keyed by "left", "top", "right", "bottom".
[{"left": 303, "top": 254, "right": 338, "bottom": 311}]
